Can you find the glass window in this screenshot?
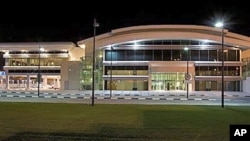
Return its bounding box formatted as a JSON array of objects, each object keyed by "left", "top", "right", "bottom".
[
  {"left": 195, "top": 66, "right": 200, "bottom": 76},
  {"left": 154, "top": 40, "right": 162, "bottom": 45},
  {"left": 200, "top": 50, "right": 208, "bottom": 61},
  {"left": 228, "top": 50, "right": 236, "bottom": 61},
  {"left": 199, "top": 66, "right": 208, "bottom": 76},
  {"left": 172, "top": 50, "right": 180, "bottom": 61},
  {"left": 190, "top": 40, "right": 199, "bottom": 45},
  {"left": 162, "top": 40, "right": 172, "bottom": 45},
  {"left": 126, "top": 50, "right": 135, "bottom": 61},
  {"left": 163, "top": 50, "right": 172, "bottom": 61},
  {"left": 218, "top": 49, "right": 224, "bottom": 61},
  {"left": 154, "top": 50, "right": 162, "bottom": 61},
  {"left": 236, "top": 50, "right": 240, "bottom": 61},
  {"left": 208, "top": 66, "right": 218, "bottom": 76},
  {"left": 172, "top": 40, "right": 180, "bottom": 45},
  {"left": 105, "top": 50, "right": 111, "bottom": 61},
  {"left": 180, "top": 40, "right": 190, "bottom": 45},
  {"left": 181, "top": 50, "right": 188, "bottom": 61},
  {"left": 209, "top": 50, "right": 217, "bottom": 61},
  {"left": 190, "top": 50, "right": 199, "bottom": 61},
  {"left": 145, "top": 50, "right": 153, "bottom": 61},
  {"left": 135, "top": 50, "right": 144, "bottom": 61},
  {"left": 144, "top": 41, "right": 154, "bottom": 45},
  {"left": 117, "top": 50, "right": 125, "bottom": 61}
]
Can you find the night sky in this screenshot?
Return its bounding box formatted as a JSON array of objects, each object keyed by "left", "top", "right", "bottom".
[{"left": 1, "top": 0, "right": 250, "bottom": 43}]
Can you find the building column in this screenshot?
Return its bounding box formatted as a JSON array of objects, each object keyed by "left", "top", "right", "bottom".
[
  {"left": 43, "top": 76, "right": 47, "bottom": 89},
  {"left": 0, "top": 78, "right": 3, "bottom": 90},
  {"left": 148, "top": 67, "right": 152, "bottom": 91},
  {"left": 17, "top": 80, "right": 20, "bottom": 88},
  {"left": 53, "top": 78, "right": 56, "bottom": 88},
  {"left": 26, "top": 75, "right": 30, "bottom": 90},
  {"left": 6, "top": 74, "right": 9, "bottom": 90},
  {"left": 56, "top": 77, "right": 60, "bottom": 88}
]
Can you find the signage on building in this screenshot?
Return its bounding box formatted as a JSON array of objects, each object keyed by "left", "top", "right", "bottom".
[{"left": 185, "top": 73, "right": 191, "bottom": 80}]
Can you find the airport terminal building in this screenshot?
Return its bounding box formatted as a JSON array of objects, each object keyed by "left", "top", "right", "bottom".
[
  {"left": 78, "top": 25, "right": 250, "bottom": 92},
  {"left": 0, "top": 25, "right": 250, "bottom": 93}
]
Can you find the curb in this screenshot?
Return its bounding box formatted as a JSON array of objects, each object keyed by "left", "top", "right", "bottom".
[{"left": 0, "top": 94, "right": 220, "bottom": 101}]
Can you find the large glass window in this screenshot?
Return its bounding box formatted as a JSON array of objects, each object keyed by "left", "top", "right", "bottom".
[
  {"left": 208, "top": 50, "right": 217, "bottom": 61},
  {"left": 190, "top": 50, "right": 199, "bottom": 61},
  {"left": 105, "top": 50, "right": 111, "bottom": 61},
  {"left": 163, "top": 50, "right": 172, "bottom": 61},
  {"left": 195, "top": 80, "right": 240, "bottom": 91},
  {"left": 151, "top": 72, "right": 186, "bottom": 91},
  {"left": 200, "top": 50, "right": 208, "bottom": 61},
  {"left": 8, "top": 58, "right": 63, "bottom": 66},
  {"left": 228, "top": 50, "right": 236, "bottom": 61},
  {"left": 196, "top": 66, "right": 240, "bottom": 76},
  {"left": 218, "top": 49, "right": 224, "bottom": 61},
  {"left": 126, "top": 50, "right": 135, "bottom": 61},
  {"left": 154, "top": 50, "right": 162, "bottom": 61},
  {"left": 105, "top": 66, "right": 148, "bottom": 75},
  {"left": 105, "top": 80, "right": 148, "bottom": 90},
  {"left": 135, "top": 50, "right": 144, "bottom": 61},
  {"left": 181, "top": 50, "right": 188, "bottom": 61},
  {"left": 117, "top": 50, "right": 126, "bottom": 61},
  {"left": 172, "top": 50, "right": 180, "bottom": 61},
  {"left": 145, "top": 50, "right": 153, "bottom": 60},
  {"left": 104, "top": 48, "right": 241, "bottom": 62},
  {"left": 236, "top": 50, "right": 240, "bottom": 61}
]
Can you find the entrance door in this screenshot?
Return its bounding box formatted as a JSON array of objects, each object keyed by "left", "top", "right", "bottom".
[
  {"left": 152, "top": 80, "right": 164, "bottom": 90},
  {"left": 165, "top": 80, "right": 174, "bottom": 90}
]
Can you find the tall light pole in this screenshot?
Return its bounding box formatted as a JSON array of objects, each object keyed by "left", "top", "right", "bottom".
[
  {"left": 92, "top": 18, "right": 99, "bottom": 106},
  {"left": 38, "top": 46, "right": 44, "bottom": 97},
  {"left": 110, "top": 46, "right": 113, "bottom": 98},
  {"left": 184, "top": 47, "right": 189, "bottom": 99},
  {"left": 215, "top": 22, "right": 224, "bottom": 108}
]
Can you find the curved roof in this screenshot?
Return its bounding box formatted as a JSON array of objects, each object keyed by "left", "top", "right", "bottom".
[{"left": 77, "top": 25, "right": 250, "bottom": 50}]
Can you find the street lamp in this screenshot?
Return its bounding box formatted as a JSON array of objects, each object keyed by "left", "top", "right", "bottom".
[
  {"left": 184, "top": 47, "right": 189, "bottom": 99},
  {"left": 92, "top": 18, "right": 99, "bottom": 106},
  {"left": 38, "top": 46, "right": 44, "bottom": 97},
  {"left": 215, "top": 21, "right": 224, "bottom": 108}
]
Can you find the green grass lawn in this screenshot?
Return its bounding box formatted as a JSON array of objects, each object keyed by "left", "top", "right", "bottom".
[{"left": 0, "top": 102, "right": 250, "bottom": 141}]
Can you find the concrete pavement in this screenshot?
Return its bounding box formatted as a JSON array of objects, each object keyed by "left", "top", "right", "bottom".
[{"left": 1, "top": 90, "right": 250, "bottom": 105}]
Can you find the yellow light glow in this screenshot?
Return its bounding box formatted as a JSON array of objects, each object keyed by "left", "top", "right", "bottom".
[{"left": 79, "top": 44, "right": 86, "bottom": 49}]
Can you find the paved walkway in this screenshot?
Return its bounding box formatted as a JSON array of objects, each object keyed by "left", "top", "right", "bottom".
[
  {"left": 1, "top": 90, "right": 250, "bottom": 101},
  {"left": 0, "top": 90, "right": 250, "bottom": 105}
]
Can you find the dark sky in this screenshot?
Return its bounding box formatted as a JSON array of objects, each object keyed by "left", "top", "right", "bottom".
[{"left": 1, "top": 0, "right": 250, "bottom": 43}]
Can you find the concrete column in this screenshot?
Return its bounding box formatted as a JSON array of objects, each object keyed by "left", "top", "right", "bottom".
[
  {"left": 43, "top": 75, "right": 47, "bottom": 89},
  {"left": 0, "top": 79, "right": 3, "bottom": 89},
  {"left": 57, "top": 77, "right": 60, "bottom": 88},
  {"left": 27, "top": 75, "right": 30, "bottom": 89},
  {"left": 53, "top": 78, "right": 56, "bottom": 88},
  {"left": 17, "top": 80, "right": 19, "bottom": 88},
  {"left": 148, "top": 67, "right": 152, "bottom": 91},
  {"left": 6, "top": 75, "right": 9, "bottom": 89}
]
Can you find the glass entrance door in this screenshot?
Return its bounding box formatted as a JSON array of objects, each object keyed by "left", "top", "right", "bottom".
[
  {"left": 152, "top": 80, "right": 164, "bottom": 90},
  {"left": 151, "top": 72, "right": 186, "bottom": 91}
]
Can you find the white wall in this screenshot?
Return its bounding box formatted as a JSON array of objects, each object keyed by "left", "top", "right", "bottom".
[{"left": 243, "top": 77, "right": 250, "bottom": 93}]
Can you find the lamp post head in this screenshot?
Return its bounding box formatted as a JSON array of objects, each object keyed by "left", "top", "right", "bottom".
[
  {"left": 93, "top": 18, "right": 99, "bottom": 27},
  {"left": 215, "top": 22, "right": 224, "bottom": 28},
  {"left": 94, "top": 22, "right": 99, "bottom": 27},
  {"left": 39, "top": 47, "right": 45, "bottom": 52},
  {"left": 184, "top": 47, "right": 189, "bottom": 51}
]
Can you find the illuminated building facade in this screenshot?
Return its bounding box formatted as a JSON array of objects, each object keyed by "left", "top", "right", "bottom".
[
  {"left": 0, "top": 42, "right": 84, "bottom": 90},
  {"left": 78, "top": 25, "right": 250, "bottom": 92}
]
